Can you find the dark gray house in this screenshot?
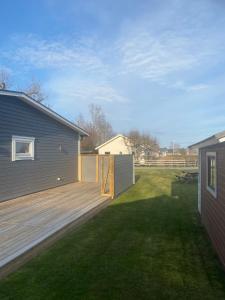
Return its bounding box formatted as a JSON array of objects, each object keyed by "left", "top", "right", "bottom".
[{"left": 0, "top": 90, "right": 88, "bottom": 202}]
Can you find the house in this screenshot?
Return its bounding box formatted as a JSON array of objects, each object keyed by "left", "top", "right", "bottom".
[
  {"left": 0, "top": 89, "right": 88, "bottom": 202},
  {"left": 159, "top": 147, "right": 168, "bottom": 157},
  {"left": 189, "top": 130, "right": 225, "bottom": 267},
  {"left": 95, "top": 134, "right": 133, "bottom": 155},
  {"left": 137, "top": 144, "right": 159, "bottom": 163}
]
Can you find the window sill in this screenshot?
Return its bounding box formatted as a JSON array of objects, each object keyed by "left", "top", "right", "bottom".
[{"left": 13, "top": 156, "right": 34, "bottom": 161}]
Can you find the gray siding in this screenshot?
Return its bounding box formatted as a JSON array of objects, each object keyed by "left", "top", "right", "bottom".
[
  {"left": 114, "top": 155, "right": 134, "bottom": 196},
  {"left": 0, "top": 95, "right": 79, "bottom": 202}
]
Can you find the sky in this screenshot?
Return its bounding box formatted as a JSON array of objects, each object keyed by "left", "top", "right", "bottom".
[{"left": 1, "top": 0, "right": 225, "bottom": 147}]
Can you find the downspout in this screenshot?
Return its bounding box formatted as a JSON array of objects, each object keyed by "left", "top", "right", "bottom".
[{"left": 198, "top": 150, "right": 201, "bottom": 214}]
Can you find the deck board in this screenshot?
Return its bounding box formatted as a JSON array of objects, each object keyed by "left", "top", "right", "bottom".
[{"left": 0, "top": 182, "right": 109, "bottom": 269}]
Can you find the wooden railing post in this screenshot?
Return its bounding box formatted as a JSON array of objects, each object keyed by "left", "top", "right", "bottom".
[
  {"left": 96, "top": 155, "right": 99, "bottom": 183},
  {"left": 109, "top": 155, "right": 115, "bottom": 198},
  {"left": 101, "top": 156, "right": 105, "bottom": 194}
]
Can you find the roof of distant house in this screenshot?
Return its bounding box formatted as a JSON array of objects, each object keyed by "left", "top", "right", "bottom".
[
  {"left": 95, "top": 134, "right": 129, "bottom": 150},
  {"left": 0, "top": 89, "right": 88, "bottom": 136}
]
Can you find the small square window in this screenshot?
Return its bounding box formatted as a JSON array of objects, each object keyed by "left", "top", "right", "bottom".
[
  {"left": 12, "top": 136, "right": 35, "bottom": 161},
  {"left": 206, "top": 152, "right": 217, "bottom": 198}
]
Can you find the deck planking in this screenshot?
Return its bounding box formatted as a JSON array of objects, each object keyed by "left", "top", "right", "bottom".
[{"left": 0, "top": 182, "right": 109, "bottom": 270}]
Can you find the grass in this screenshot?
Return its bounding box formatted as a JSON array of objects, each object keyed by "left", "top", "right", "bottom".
[{"left": 1, "top": 168, "right": 225, "bottom": 299}]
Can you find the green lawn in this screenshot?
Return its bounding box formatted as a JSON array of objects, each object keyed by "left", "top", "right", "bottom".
[{"left": 1, "top": 168, "right": 225, "bottom": 300}]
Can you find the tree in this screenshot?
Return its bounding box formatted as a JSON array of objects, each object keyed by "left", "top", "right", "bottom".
[
  {"left": 0, "top": 69, "right": 47, "bottom": 103},
  {"left": 77, "top": 104, "right": 114, "bottom": 152},
  {"left": 24, "top": 78, "right": 47, "bottom": 103},
  {"left": 127, "top": 129, "right": 159, "bottom": 160},
  {"left": 0, "top": 69, "right": 11, "bottom": 89}
]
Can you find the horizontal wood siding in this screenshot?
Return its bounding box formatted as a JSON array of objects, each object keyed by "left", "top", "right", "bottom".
[
  {"left": 201, "top": 142, "right": 225, "bottom": 267},
  {"left": 0, "top": 95, "right": 79, "bottom": 202}
]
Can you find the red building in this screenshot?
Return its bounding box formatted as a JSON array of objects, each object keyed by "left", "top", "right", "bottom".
[{"left": 190, "top": 131, "right": 225, "bottom": 267}]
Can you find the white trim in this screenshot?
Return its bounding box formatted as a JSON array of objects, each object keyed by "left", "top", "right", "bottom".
[
  {"left": 12, "top": 135, "right": 35, "bottom": 161},
  {"left": 206, "top": 152, "right": 217, "bottom": 198},
  {"left": 0, "top": 90, "right": 88, "bottom": 136},
  {"left": 95, "top": 134, "right": 128, "bottom": 150}
]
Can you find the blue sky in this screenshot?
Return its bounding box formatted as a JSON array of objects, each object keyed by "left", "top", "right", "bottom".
[{"left": 1, "top": 0, "right": 225, "bottom": 147}]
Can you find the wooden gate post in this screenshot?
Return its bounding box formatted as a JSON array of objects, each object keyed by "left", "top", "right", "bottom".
[
  {"left": 101, "top": 156, "right": 105, "bottom": 194},
  {"left": 96, "top": 155, "right": 99, "bottom": 183},
  {"left": 109, "top": 155, "right": 115, "bottom": 198}
]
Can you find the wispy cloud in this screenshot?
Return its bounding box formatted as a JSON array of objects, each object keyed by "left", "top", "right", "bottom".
[
  {"left": 187, "top": 84, "right": 209, "bottom": 92},
  {"left": 46, "top": 76, "right": 128, "bottom": 104},
  {"left": 4, "top": 35, "right": 109, "bottom": 76},
  {"left": 2, "top": 0, "right": 225, "bottom": 146},
  {"left": 116, "top": 1, "right": 225, "bottom": 85}
]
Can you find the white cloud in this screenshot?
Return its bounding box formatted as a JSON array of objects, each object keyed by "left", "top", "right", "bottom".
[
  {"left": 117, "top": 26, "right": 222, "bottom": 83},
  {"left": 115, "top": 1, "right": 225, "bottom": 85},
  {"left": 187, "top": 84, "right": 209, "bottom": 92},
  {"left": 5, "top": 35, "right": 109, "bottom": 76},
  {"left": 46, "top": 76, "right": 128, "bottom": 104}
]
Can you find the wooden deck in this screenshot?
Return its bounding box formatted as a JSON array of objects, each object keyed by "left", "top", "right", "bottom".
[{"left": 0, "top": 182, "right": 109, "bottom": 274}]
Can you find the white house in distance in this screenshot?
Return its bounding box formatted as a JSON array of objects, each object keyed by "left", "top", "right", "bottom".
[{"left": 95, "top": 134, "right": 133, "bottom": 155}]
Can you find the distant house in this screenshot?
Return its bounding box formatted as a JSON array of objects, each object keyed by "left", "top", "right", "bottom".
[
  {"left": 137, "top": 145, "right": 159, "bottom": 162},
  {"left": 0, "top": 89, "right": 88, "bottom": 202},
  {"left": 95, "top": 134, "right": 133, "bottom": 155},
  {"left": 189, "top": 130, "right": 225, "bottom": 267},
  {"left": 159, "top": 148, "right": 168, "bottom": 157}
]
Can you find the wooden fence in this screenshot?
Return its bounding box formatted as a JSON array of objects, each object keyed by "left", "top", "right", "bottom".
[
  {"left": 135, "top": 160, "right": 198, "bottom": 168},
  {"left": 79, "top": 154, "right": 134, "bottom": 198}
]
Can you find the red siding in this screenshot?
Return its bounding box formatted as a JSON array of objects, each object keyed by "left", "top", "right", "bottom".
[{"left": 201, "top": 143, "right": 225, "bottom": 267}]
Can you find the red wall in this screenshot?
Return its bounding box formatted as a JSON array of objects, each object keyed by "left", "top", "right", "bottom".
[{"left": 201, "top": 142, "right": 225, "bottom": 267}]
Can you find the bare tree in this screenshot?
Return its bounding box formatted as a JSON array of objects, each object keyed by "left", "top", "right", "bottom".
[
  {"left": 0, "top": 70, "right": 47, "bottom": 103},
  {"left": 127, "top": 129, "right": 159, "bottom": 160},
  {"left": 77, "top": 104, "right": 114, "bottom": 152},
  {"left": 0, "top": 69, "right": 11, "bottom": 89},
  {"left": 24, "top": 78, "right": 47, "bottom": 103}
]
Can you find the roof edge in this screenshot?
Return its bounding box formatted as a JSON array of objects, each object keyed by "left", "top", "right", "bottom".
[
  {"left": 188, "top": 135, "right": 215, "bottom": 149},
  {"left": 95, "top": 134, "right": 127, "bottom": 150},
  {"left": 0, "top": 90, "right": 89, "bottom": 136},
  {"left": 189, "top": 130, "right": 225, "bottom": 149}
]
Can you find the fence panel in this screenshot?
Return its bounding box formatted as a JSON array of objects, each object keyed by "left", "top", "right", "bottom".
[
  {"left": 80, "top": 154, "right": 135, "bottom": 198},
  {"left": 114, "top": 155, "right": 134, "bottom": 197},
  {"left": 135, "top": 160, "right": 198, "bottom": 168},
  {"left": 81, "top": 155, "right": 97, "bottom": 182}
]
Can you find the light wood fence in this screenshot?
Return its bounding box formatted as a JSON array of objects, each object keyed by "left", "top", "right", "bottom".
[{"left": 79, "top": 154, "right": 134, "bottom": 198}]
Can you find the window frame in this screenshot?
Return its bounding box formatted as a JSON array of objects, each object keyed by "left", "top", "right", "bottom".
[
  {"left": 12, "top": 135, "right": 35, "bottom": 161},
  {"left": 206, "top": 151, "right": 217, "bottom": 198}
]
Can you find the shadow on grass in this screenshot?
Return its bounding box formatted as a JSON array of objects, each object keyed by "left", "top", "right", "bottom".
[
  {"left": 135, "top": 174, "right": 141, "bottom": 183},
  {"left": 1, "top": 179, "right": 225, "bottom": 300}
]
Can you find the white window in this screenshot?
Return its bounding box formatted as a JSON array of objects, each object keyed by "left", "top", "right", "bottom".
[
  {"left": 206, "top": 152, "right": 217, "bottom": 198},
  {"left": 12, "top": 136, "right": 35, "bottom": 161}
]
